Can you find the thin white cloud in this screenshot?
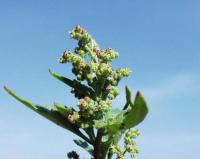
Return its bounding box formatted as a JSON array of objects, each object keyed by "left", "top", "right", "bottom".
[
  {"left": 139, "top": 132, "right": 200, "bottom": 145},
  {"left": 142, "top": 73, "right": 199, "bottom": 105},
  {"left": 113, "top": 73, "right": 199, "bottom": 108},
  {"left": 138, "top": 132, "right": 200, "bottom": 159}
]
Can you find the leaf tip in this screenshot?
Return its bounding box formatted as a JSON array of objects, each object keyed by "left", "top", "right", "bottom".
[
  {"left": 49, "top": 69, "right": 56, "bottom": 78},
  {"left": 125, "top": 85, "right": 131, "bottom": 93},
  {"left": 49, "top": 69, "right": 53, "bottom": 74},
  {"left": 4, "top": 86, "right": 11, "bottom": 94},
  {"left": 136, "top": 90, "right": 148, "bottom": 112},
  {"left": 136, "top": 90, "right": 142, "bottom": 97}
]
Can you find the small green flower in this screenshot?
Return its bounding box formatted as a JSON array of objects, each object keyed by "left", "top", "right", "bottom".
[
  {"left": 110, "top": 144, "right": 125, "bottom": 159},
  {"left": 106, "top": 85, "right": 119, "bottom": 100},
  {"left": 124, "top": 129, "right": 140, "bottom": 158},
  {"left": 97, "top": 63, "right": 112, "bottom": 77},
  {"left": 59, "top": 51, "right": 84, "bottom": 67},
  {"left": 70, "top": 25, "right": 91, "bottom": 43},
  {"left": 68, "top": 111, "right": 80, "bottom": 124},
  {"left": 77, "top": 96, "right": 94, "bottom": 111},
  {"left": 75, "top": 47, "right": 87, "bottom": 58},
  {"left": 116, "top": 68, "right": 132, "bottom": 78},
  {"left": 94, "top": 100, "right": 112, "bottom": 113},
  {"left": 97, "top": 48, "right": 119, "bottom": 63}
]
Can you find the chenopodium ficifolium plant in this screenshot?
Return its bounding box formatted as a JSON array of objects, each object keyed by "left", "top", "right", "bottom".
[{"left": 4, "top": 26, "right": 148, "bottom": 159}]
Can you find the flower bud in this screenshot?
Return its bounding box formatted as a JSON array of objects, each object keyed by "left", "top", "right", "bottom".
[
  {"left": 75, "top": 47, "right": 86, "bottom": 57},
  {"left": 97, "top": 48, "right": 119, "bottom": 62},
  {"left": 67, "top": 112, "right": 80, "bottom": 123},
  {"left": 77, "top": 97, "right": 94, "bottom": 110},
  {"left": 97, "top": 63, "right": 112, "bottom": 77},
  {"left": 95, "top": 100, "right": 112, "bottom": 112},
  {"left": 124, "top": 129, "right": 140, "bottom": 158},
  {"left": 107, "top": 85, "right": 119, "bottom": 100},
  {"left": 110, "top": 144, "right": 125, "bottom": 159},
  {"left": 116, "top": 68, "right": 132, "bottom": 78}
]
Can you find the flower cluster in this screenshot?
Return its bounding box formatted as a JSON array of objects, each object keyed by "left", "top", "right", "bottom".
[
  {"left": 70, "top": 25, "right": 99, "bottom": 59},
  {"left": 67, "top": 111, "right": 80, "bottom": 124},
  {"left": 59, "top": 26, "right": 131, "bottom": 128},
  {"left": 110, "top": 144, "right": 125, "bottom": 159},
  {"left": 97, "top": 48, "right": 119, "bottom": 63},
  {"left": 59, "top": 51, "right": 84, "bottom": 65},
  {"left": 67, "top": 97, "right": 95, "bottom": 128},
  {"left": 94, "top": 99, "right": 112, "bottom": 112},
  {"left": 68, "top": 97, "right": 113, "bottom": 128},
  {"left": 77, "top": 96, "right": 94, "bottom": 111},
  {"left": 124, "top": 129, "right": 140, "bottom": 158},
  {"left": 109, "top": 129, "right": 140, "bottom": 159},
  {"left": 59, "top": 26, "right": 131, "bottom": 101}
]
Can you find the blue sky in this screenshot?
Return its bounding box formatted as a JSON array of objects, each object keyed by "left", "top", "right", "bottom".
[{"left": 0, "top": 0, "right": 200, "bottom": 158}]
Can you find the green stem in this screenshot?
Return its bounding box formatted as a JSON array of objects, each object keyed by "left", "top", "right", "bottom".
[
  {"left": 107, "top": 152, "right": 113, "bottom": 159},
  {"left": 84, "top": 45, "right": 98, "bottom": 62}
]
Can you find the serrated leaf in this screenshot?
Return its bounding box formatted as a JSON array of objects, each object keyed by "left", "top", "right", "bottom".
[
  {"left": 74, "top": 139, "right": 93, "bottom": 156},
  {"left": 123, "top": 88, "right": 148, "bottom": 129},
  {"left": 49, "top": 70, "right": 95, "bottom": 99}
]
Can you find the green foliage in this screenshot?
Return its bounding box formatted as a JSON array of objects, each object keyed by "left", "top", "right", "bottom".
[
  {"left": 4, "top": 26, "right": 148, "bottom": 159},
  {"left": 74, "top": 139, "right": 93, "bottom": 156},
  {"left": 94, "top": 109, "right": 124, "bottom": 134},
  {"left": 67, "top": 151, "right": 79, "bottom": 159},
  {"left": 123, "top": 87, "right": 148, "bottom": 129}
]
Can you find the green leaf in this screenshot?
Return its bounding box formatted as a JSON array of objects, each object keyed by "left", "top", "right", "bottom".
[
  {"left": 83, "top": 127, "right": 95, "bottom": 141},
  {"left": 74, "top": 139, "right": 93, "bottom": 156},
  {"left": 49, "top": 70, "right": 95, "bottom": 99},
  {"left": 94, "top": 109, "right": 124, "bottom": 134},
  {"left": 4, "top": 86, "right": 83, "bottom": 136},
  {"left": 67, "top": 151, "right": 80, "bottom": 159},
  {"left": 123, "top": 86, "right": 132, "bottom": 110},
  {"left": 54, "top": 102, "right": 72, "bottom": 116},
  {"left": 123, "top": 87, "right": 148, "bottom": 129},
  {"left": 37, "top": 107, "right": 76, "bottom": 131}
]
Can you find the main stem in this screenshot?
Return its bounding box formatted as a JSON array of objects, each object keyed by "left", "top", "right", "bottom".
[{"left": 93, "top": 129, "right": 105, "bottom": 159}]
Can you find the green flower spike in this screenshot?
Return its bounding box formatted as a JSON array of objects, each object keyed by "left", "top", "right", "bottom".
[{"left": 4, "top": 26, "right": 148, "bottom": 159}]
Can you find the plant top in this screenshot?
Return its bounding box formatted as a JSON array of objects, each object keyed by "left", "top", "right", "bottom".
[{"left": 4, "top": 26, "right": 148, "bottom": 159}]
